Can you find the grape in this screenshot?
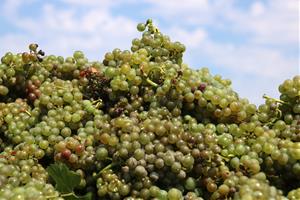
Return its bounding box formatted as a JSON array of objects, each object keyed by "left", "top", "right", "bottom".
[
  {"left": 288, "top": 188, "right": 300, "bottom": 200},
  {"left": 185, "top": 177, "right": 196, "bottom": 191},
  {"left": 0, "top": 85, "right": 9, "bottom": 95},
  {"left": 0, "top": 179, "right": 61, "bottom": 200},
  {"left": 0, "top": 19, "right": 299, "bottom": 200},
  {"left": 96, "top": 147, "right": 108, "bottom": 161},
  {"left": 137, "top": 23, "right": 146, "bottom": 32},
  {"left": 167, "top": 188, "right": 183, "bottom": 200}
]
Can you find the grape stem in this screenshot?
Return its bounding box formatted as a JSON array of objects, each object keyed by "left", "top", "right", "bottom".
[
  {"left": 95, "top": 102, "right": 102, "bottom": 109},
  {"left": 45, "top": 192, "right": 81, "bottom": 199},
  {"left": 55, "top": 85, "right": 69, "bottom": 90},
  {"left": 93, "top": 162, "right": 116, "bottom": 179},
  {"left": 45, "top": 194, "right": 59, "bottom": 199},
  {"left": 219, "top": 154, "right": 234, "bottom": 162},
  {"left": 24, "top": 110, "right": 31, "bottom": 116},
  {"left": 92, "top": 99, "right": 103, "bottom": 108},
  {"left": 143, "top": 66, "right": 165, "bottom": 87},
  {"left": 262, "top": 94, "right": 287, "bottom": 105},
  {"left": 146, "top": 78, "right": 158, "bottom": 87},
  {"left": 145, "top": 19, "right": 160, "bottom": 33},
  {"left": 99, "top": 163, "right": 114, "bottom": 174},
  {"left": 92, "top": 99, "right": 102, "bottom": 104}
]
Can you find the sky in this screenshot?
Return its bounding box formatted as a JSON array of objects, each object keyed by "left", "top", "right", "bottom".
[{"left": 0, "top": 0, "right": 299, "bottom": 105}]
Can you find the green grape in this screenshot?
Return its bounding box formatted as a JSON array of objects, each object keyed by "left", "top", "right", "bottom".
[
  {"left": 73, "top": 50, "right": 84, "bottom": 60},
  {"left": 63, "top": 92, "right": 73, "bottom": 103},
  {"left": 0, "top": 85, "right": 9, "bottom": 95},
  {"left": 71, "top": 113, "right": 81, "bottom": 123},
  {"left": 288, "top": 188, "right": 300, "bottom": 200},
  {"left": 185, "top": 177, "right": 196, "bottom": 190},
  {"left": 96, "top": 147, "right": 108, "bottom": 160}
]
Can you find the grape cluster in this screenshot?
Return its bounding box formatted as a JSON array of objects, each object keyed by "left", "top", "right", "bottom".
[
  {"left": 0, "top": 179, "right": 61, "bottom": 200},
  {"left": 0, "top": 19, "right": 299, "bottom": 200}
]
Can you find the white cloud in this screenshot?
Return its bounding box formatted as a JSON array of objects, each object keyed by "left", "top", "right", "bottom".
[
  {"left": 250, "top": 1, "right": 265, "bottom": 16},
  {"left": 144, "top": 0, "right": 217, "bottom": 25},
  {"left": 2, "top": 0, "right": 25, "bottom": 16},
  {"left": 228, "top": 0, "right": 298, "bottom": 45},
  {"left": 0, "top": 0, "right": 138, "bottom": 59},
  {"left": 145, "top": 0, "right": 209, "bottom": 13},
  {"left": 167, "top": 27, "right": 207, "bottom": 48},
  {"left": 0, "top": 34, "right": 30, "bottom": 54},
  {"left": 200, "top": 40, "right": 297, "bottom": 79},
  {"left": 146, "top": 0, "right": 298, "bottom": 45},
  {"left": 232, "top": 75, "right": 288, "bottom": 105},
  {"left": 62, "top": 0, "right": 110, "bottom": 6}
]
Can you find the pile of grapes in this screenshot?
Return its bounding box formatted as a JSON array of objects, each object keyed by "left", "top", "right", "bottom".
[{"left": 0, "top": 19, "right": 299, "bottom": 200}]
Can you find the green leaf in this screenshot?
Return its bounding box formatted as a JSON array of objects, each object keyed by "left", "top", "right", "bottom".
[
  {"left": 47, "top": 162, "right": 81, "bottom": 193},
  {"left": 47, "top": 163, "right": 92, "bottom": 200}
]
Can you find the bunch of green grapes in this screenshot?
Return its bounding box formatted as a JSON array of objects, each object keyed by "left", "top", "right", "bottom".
[{"left": 0, "top": 19, "right": 299, "bottom": 200}]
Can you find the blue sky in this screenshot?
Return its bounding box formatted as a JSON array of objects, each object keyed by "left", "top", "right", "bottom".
[{"left": 0, "top": 0, "right": 299, "bottom": 105}]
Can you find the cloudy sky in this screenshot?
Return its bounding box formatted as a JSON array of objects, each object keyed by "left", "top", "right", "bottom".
[{"left": 0, "top": 0, "right": 299, "bottom": 105}]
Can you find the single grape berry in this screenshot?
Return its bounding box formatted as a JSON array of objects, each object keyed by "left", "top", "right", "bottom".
[
  {"left": 29, "top": 43, "right": 38, "bottom": 51},
  {"left": 137, "top": 23, "right": 146, "bottom": 32}
]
